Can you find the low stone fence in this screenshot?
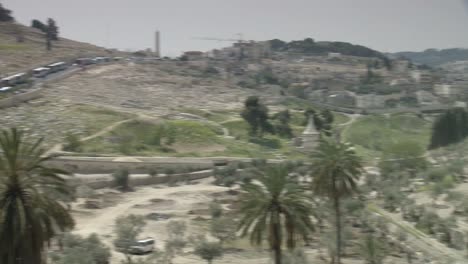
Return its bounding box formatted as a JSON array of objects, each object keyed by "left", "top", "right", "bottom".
[
  {"left": 0, "top": 88, "right": 43, "bottom": 109},
  {"left": 81, "top": 170, "right": 213, "bottom": 189},
  {"left": 45, "top": 156, "right": 285, "bottom": 174},
  {"left": 46, "top": 157, "right": 215, "bottom": 174}
]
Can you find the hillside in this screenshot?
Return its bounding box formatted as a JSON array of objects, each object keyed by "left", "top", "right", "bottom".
[
  {"left": 0, "top": 22, "right": 112, "bottom": 76},
  {"left": 268, "top": 38, "right": 386, "bottom": 59},
  {"left": 390, "top": 48, "right": 468, "bottom": 66}
]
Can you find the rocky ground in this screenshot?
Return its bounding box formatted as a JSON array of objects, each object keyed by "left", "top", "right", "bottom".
[
  {"left": 43, "top": 63, "right": 261, "bottom": 116},
  {"left": 71, "top": 177, "right": 410, "bottom": 264}
]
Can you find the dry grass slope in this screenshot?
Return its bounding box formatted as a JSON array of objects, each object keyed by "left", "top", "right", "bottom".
[{"left": 0, "top": 22, "right": 113, "bottom": 76}]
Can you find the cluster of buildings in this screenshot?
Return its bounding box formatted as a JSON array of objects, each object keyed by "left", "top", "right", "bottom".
[
  {"left": 182, "top": 41, "right": 271, "bottom": 61},
  {"left": 305, "top": 60, "right": 467, "bottom": 109}
]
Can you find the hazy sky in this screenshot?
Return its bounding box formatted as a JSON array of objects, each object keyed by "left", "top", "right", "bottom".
[{"left": 4, "top": 0, "right": 468, "bottom": 56}]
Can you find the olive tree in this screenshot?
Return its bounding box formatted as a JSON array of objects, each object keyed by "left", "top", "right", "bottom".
[
  {"left": 193, "top": 236, "right": 223, "bottom": 264},
  {"left": 113, "top": 214, "right": 146, "bottom": 261},
  {"left": 50, "top": 233, "right": 111, "bottom": 264}
]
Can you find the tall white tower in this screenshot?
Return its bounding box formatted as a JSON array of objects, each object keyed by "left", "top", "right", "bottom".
[{"left": 155, "top": 30, "right": 161, "bottom": 57}]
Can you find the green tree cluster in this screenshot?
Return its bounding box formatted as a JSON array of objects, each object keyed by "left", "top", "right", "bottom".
[
  {"left": 0, "top": 128, "right": 75, "bottom": 264},
  {"left": 241, "top": 96, "right": 274, "bottom": 137},
  {"left": 268, "top": 38, "right": 385, "bottom": 59},
  {"left": 63, "top": 133, "right": 82, "bottom": 152},
  {"left": 272, "top": 110, "right": 293, "bottom": 138},
  {"left": 430, "top": 107, "right": 468, "bottom": 149},
  {"left": 193, "top": 236, "right": 223, "bottom": 264},
  {"left": 50, "top": 233, "right": 111, "bottom": 264},
  {"left": 113, "top": 214, "right": 146, "bottom": 261},
  {"left": 31, "top": 18, "right": 59, "bottom": 50},
  {"left": 31, "top": 19, "right": 47, "bottom": 32},
  {"left": 112, "top": 168, "right": 131, "bottom": 191},
  {"left": 238, "top": 165, "right": 315, "bottom": 264},
  {"left": 310, "top": 138, "right": 363, "bottom": 264},
  {"left": 304, "top": 108, "right": 334, "bottom": 136},
  {"left": 0, "top": 4, "right": 14, "bottom": 22}
]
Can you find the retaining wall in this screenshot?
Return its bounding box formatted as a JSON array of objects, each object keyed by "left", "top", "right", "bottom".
[
  {"left": 45, "top": 157, "right": 214, "bottom": 174},
  {"left": 84, "top": 170, "right": 213, "bottom": 189}
]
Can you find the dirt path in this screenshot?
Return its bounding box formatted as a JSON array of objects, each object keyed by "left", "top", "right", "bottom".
[
  {"left": 46, "top": 118, "right": 134, "bottom": 155},
  {"left": 80, "top": 118, "right": 133, "bottom": 141}
]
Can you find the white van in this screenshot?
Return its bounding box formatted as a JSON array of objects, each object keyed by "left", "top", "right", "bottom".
[
  {"left": 33, "top": 67, "right": 50, "bottom": 78},
  {"left": 129, "top": 238, "right": 155, "bottom": 254}
]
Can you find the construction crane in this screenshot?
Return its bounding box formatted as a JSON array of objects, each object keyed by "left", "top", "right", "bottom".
[{"left": 192, "top": 33, "right": 245, "bottom": 44}]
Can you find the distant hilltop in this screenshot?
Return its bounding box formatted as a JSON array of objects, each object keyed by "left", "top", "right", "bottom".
[
  {"left": 267, "top": 38, "right": 386, "bottom": 59},
  {"left": 389, "top": 48, "right": 468, "bottom": 66}
]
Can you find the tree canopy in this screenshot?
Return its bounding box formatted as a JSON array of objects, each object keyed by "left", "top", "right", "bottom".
[
  {"left": 268, "top": 38, "right": 385, "bottom": 59},
  {"left": 47, "top": 18, "right": 59, "bottom": 40},
  {"left": 31, "top": 19, "right": 47, "bottom": 32},
  {"left": 241, "top": 96, "right": 274, "bottom": 137},
  {"left": 0, "top": 4, "right": 14, "bottom": 22},
  {"left": 238, "top": 164, "right": 315, "bottom": 264},
  {"left": 429, "top": 107, "right": 468, "bottom": 149},
  {"left": 50, "top": 233, "right": 111, "bottom": 264},
  {"left": 0, "top": 128, "right": 74, "bottom": 264}
]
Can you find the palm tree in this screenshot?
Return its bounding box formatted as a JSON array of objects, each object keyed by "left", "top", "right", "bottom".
[
  {"left": 310, "top": 138, "right": 363, "bottom": 264},
  {"left": 0, "top": 128, "right": 75, "bottom": 264},
  {"left": 359, "top": 234, "right": 386, "bottom": 264},
  {"left": 238, "top": 165, "right": 315, "bottom": 264}
]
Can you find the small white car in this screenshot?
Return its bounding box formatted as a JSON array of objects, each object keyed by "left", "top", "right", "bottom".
[{"left": 129, "top": 238, "right": 155, "bottom": 254}]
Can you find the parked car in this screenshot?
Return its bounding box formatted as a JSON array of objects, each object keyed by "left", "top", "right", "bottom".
[{"left": 128, "top": 238, "right": 155, "bottom": 254}]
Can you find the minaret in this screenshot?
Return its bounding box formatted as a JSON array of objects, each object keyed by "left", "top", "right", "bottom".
[
  {"left": 301, "top": 116, "right": 320, "bottom": 150},
  {"left": 155, "top": 30, "right": 161, "bottom": 57}
]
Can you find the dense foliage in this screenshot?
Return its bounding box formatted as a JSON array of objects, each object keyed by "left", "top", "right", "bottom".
[
  {"left": 50, "top": 233, "right": 111, "bottom": 264},
  {"left": 31, "top": 19, "right": 48, "bottom": 32},
  {"left": 241, "top": 96, "right": 274, "bottom": 137},
  {"left": 193, "top": 237, "right": 223, "bottom": 264},
  {"left": 0, "top": 128, "right": 74, "bottom": 264},
  {"left": 268, "top": 38, "right": 385, "bottom": 59},
  {"left": 47, "top": 18, "right": 59, "bottom": 40},
  {"left": 272, "top": 110, "right": 293, "bottom": 138},
  {"left": 429, "top": 107, "right": 468, "bottom": 149},
  {"left": 238, "top": 165, "right": 315, "bottom": 264},
  {"left": 113, "top": 214, "right": 146, "bottom": 254},
  {"left": 310, "top": 138, "right": 363, "bottom": 264},
  {"left": 0, "top": 4, "right": 14, "bottom": 22}
]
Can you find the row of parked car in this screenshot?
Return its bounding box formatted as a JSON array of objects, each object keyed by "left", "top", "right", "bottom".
[{"left": 0, "top": 56, "right": 123, "bottom": 93}]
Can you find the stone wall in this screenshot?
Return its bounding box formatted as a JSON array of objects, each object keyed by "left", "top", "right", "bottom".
[
  {"left": 84, "top": 170, "right": 213, "bottom": 189},
  {"left": 46, "top": 157, "right": 214, "bottom": 174}
]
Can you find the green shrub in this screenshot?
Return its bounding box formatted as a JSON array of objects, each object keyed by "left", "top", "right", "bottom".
[
  {"left": 441, "top": 175, "right": 455, "bottom": 189},
  {"left": 427, "top": 168, "right": 449, "bottom": 182},
  {"left": 148, "top": 168, "right": 158, "bottom": 177},
  {"left": 164, "top": 168, "right": 175, "bottom": 175},
  {"left": 63, "top": 133, "right": 82, "bottom": 152},
  {"left": 251, "top": 158, "right": 267, "bottom": 168},
  {"left": 210, "top": 202, "right": 223, "bottom": 219},
  {"left": 112, "top": 168, "right": 130, "bottom": 191},
  {"left": 445, "top": 191, "right": 464, "bottom": 202},
  {"left": 50, "top": 233, "right": 111, "bottom": 264},
  {"left": 213, "top": 164, "right": 238, "bottom": 187}
]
